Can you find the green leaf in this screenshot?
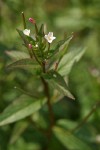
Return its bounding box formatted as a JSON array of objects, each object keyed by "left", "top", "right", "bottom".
[
  {"left": 9, "top": 137, "right": 41, "bottom": 150},
  {"left": 56, "top": 35, "right": 73, "bottom": 56},
  {"left": 43, "top": 70, "right": 75, "bottom": 99},
  {"left": 10, "top": 121, "right": 29, "bottom": 144},
  {"left": 6, "top": 58, "right": 34, "bottom": 69},
  {"left": 7, "top": 58, "right": 41, "bottom": 74},
  {"left": 0, "top": 95, "right": 46, "bottom": 126},
  {"left": 57, "top": 119, "right": 77, "bottom": 130},
  {"left": 53, "top": 126, "right": 91, "bottom": 150},
  {"left": 58, "top": 47, "right": 86, "bottom": 76},
  {"left": 49, "top": 135, "right": 66, "bottom": 150},
  {"left": 57, "top": 121, "right": 96, "bottom": 145},
  {"left": 39, "top": 24, "right": 44, "bottom": 36},
  {"left": 16, "top": 29, "right": 28, "bottom": 45},
  {"left": 6, "top": 51, "right": 29, "bottom": 60},
  {"left": 27, "top": 36, "right": 36, "bottom": 45},
  {"left": 48, "top": 35, "right": 73, "bottom": 69}
]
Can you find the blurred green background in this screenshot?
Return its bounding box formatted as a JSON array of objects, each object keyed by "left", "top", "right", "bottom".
[{"left": 0, "top": 0, "right": 100, "bottom": 149}]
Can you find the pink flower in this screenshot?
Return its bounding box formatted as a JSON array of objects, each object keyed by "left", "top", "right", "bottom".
[{"left": 29, "top": 18, "right": 36, "bottom": 24}]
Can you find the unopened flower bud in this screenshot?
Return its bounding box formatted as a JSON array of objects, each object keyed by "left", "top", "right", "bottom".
[
  {"left": 28, "top": 44, "right": 32, "bottom": 49},
  {"left": 29, "top": 18, "right": 36, "bottom": 24}
]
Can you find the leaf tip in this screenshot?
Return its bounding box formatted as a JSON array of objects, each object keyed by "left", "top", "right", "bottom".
[{"left": 70, "top": 95, "right": 75, "bottom": 100}]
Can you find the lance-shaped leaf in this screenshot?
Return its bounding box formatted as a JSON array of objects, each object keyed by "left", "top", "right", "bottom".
[
  {"left": 58, "top": 47, "right": 86, "bottom": 76},
  {"left": 53, "top": 126, "right": 91, "bottom": 150},
  {"left": 56, "top": 35, "right": 73, "bottom": 56},
  {"left": 0, "top": 95, "right": 46, "bottom": 126},
  {"left": 56, "top": 119, "right": 77, "bottom": 130},
  {"left": 47, "top": 35, "right": 73, "bottom": 69},
  {"left": 6, "top": 58, "right": 41, "bottom": 75},
  {"left": 16, "top": 29, "right": 29, "bottom": 45},
  {"left": 39, "top": 24, "right": 44, "bottom": 36},
  {"left": 42, "top": 70, "right": 74, "bottom": 99},
  {"left": 10, "top": 121, "right": 29, "bottom": 144},
  {"left": 6, "top": 51, "right": 30, "bottom": 60}
]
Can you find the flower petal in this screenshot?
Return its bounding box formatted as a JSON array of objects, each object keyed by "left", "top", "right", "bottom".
[
  {"left": 23, "top": 29, "right": 30, "bottom": 36},
  {"left": 44, "top": 32, "right": 56, "bottom": 43}
]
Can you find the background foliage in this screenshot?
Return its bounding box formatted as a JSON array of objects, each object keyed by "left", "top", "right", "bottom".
[{"left": 0, "top": 0, "right": 100, "bottom": 149}]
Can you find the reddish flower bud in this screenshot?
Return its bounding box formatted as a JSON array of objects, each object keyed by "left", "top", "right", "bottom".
[
  {"left": 29, "top": 18, "right": 36, "bottom": 24},
  {"left": 28, "top": 44, "right": 32, "bottom": 49}
]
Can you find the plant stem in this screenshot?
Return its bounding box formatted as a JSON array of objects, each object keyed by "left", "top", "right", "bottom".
[
  {"left": 71, "top": 101, "right": 100, "bottom": 133},
  {"left": 47, "top": 43, "right": 50, "bottom": 52},
  {"left": 41, "top": 77, "right": 54, "bottom": 126},
  {"left": 41, "top": 61, "right": 54, "bottom": 138},
  {"left": 31, "top": 47, "right": 42, "bottom": 66},
  {"left": 46, "top": 43, "right": 50, "bottom": 57}
]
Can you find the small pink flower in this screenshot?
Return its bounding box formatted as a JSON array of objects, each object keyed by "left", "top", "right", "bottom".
[
  {"left": 29, "top": 18, "right": 36, "bottom": 24},
  {"left": 28, "top": 44, "right": 32, "bottom": 49}
]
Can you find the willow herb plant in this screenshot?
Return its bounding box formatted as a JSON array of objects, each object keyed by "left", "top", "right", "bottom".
[{"left": 0, "top": 12, "right": 90, "bottom": 150}]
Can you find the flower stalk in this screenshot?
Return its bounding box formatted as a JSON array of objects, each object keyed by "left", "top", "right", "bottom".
[
  {"left": 31, "top": 47, "right": 42, "bottom": 66},
  {"left": 47, "top": 43, "right": 50, "bottom": 53}
]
